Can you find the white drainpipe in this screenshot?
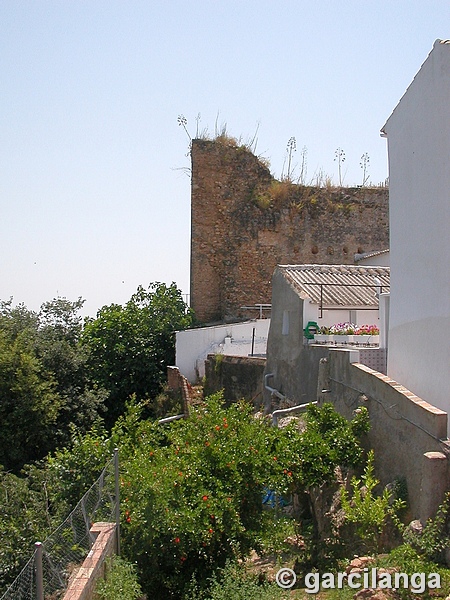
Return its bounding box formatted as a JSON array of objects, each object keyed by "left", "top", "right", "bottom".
[
  {"left": 265, "top": 373, "right": 317, "bottom": 426},
  {"left": 158, "top": 414, "right": 185, "bottom": 425},
  {"left": 271, "top": 402, "right": 317, "bottom": 427},
  {"left": 264, "top": 373, "right": 285, "bottom": 401}
]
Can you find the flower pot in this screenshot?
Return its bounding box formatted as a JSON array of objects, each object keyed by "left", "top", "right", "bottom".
[
  {"left": 355, "top": 335, "right": 371, "bottom": 345},
  {"left": 313, "top": 334, "right": 335, "bottom": 344},
  {"left": 368, "top": 335, "right": 380, "bottom": 346}
]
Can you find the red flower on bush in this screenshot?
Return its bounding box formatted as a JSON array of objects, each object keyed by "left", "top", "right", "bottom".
[
  {"left": 174, "top": 537, "right": 180, "bottom": 544},
  {"left": 202, "top": 495, "right": 208, "bottom": 501}
]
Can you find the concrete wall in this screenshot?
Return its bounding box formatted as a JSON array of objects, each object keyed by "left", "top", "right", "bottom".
[
  {"left": 204, "top": 354, "right": 266, "bottom": 408},
  {"left": 176, "top": 319, "right": 270, "bottom": 382},
  {"left": 263, "top": 269, "right": 330, "bottom": 410},
  {"left": 382, "top": 40, "right": 450, "bottom": 425},
  {"left": 190, "top": 138, "right": 389, "bottom": 323},
  {"left": 318, "top": 349, "right": 449, "bottom": 521},
  {"left": 264, "top": 268, "right": 385, "bottom": 411}
]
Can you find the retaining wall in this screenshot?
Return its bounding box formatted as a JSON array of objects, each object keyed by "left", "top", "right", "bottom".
[
  {"left": 317, "top": 349, "right": 449, "bottom": 521},
  {"left": 204, "top": 354, "right": 266, "bottom": 408}
]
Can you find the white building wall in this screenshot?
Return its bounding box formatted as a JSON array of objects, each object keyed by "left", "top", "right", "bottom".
[
  {"left": 305, "top": 301, "right": 380, "bottom": 330},
  {"left": 382, "top": 40, "right": 450, "bottom": 420},
  {"left": 175, "top": 319, "right": 270, "bottom": 382}
]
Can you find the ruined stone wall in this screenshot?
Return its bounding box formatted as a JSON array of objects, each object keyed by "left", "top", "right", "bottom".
[
  {"left": 190, "top": 139, "right": 389, "bottom": 323},
  {"left": 204, "top": 354, "right": 266, "bottom": 408}
]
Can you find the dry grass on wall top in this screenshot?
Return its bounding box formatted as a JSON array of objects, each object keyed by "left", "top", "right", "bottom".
[
  {"left": 250, "top": 177, "right": 385, "bottom": 218},
  {"left": 190, "top": 138, "right": 389, "bottom": 323}
]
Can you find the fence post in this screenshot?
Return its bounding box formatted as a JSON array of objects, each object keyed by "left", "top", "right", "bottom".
[
  {"left": 35, "top": 542, "right": 43, "bottom": 600},
  {"left": 114, "top": 448, "right": 121, "bottom": 556}
]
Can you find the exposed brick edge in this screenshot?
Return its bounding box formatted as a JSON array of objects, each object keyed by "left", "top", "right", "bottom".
[
  {"left": 353, "top": 362, "right": 447, "bottom": 415},
  {"left": 167, "top": 366, "right": 194, "bottom": 416},
  {"left": 62, "top": 522, "right": 117, "bottom": 600}
]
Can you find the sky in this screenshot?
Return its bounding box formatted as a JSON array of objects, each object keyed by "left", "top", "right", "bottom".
[{"left": 1, "top": 1, "right": 449, "bottom": 317}]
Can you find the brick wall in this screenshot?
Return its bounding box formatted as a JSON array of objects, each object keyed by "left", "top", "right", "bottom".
[
  {"left": 62, "top": 522, "right": 116, "bottom": 600},
  {"left": 190, "top": 139, "right": 389, "bottom": 323}
]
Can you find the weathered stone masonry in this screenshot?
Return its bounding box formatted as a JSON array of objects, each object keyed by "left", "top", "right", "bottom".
[{"left": 190, "top": 139, "right": 389, "bottom": 323}]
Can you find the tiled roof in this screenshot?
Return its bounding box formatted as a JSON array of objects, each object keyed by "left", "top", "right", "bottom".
[{"left": 278, "top": 264, "right": 390, "bottom": 308}]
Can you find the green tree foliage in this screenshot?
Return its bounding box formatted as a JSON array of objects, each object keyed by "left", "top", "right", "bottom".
[
  {"left": 275, "top": 403, "right": 370, "bottom": 492},
  {"left": 340, "top": 449, "right": 406, "bottom": 553},
  {"left": 0, "top": 398, "right": 369, "bottom": 598},
  {"left": 81, "top": 282, "right": 193, "bottom": 426},
  {"left": 94, "top": 556, "right": 143, "bottom": 600},
  {"left": 0, "top": 327, "right": 61, "bottom": 471},
  {"left": 34, "top": 297, "right": 107, "bottom": 444},
  {"left": 0, "top": 470, "right": 51, "bottom": 591},
  {"left": 111, "top": 398, "right": 367, "bottom": 598},
  {"left": 0, "top": 298, "right": 106, "bottom": 471}
]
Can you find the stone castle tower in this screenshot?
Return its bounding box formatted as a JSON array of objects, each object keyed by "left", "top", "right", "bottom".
[{"left": 190, "top": 138, "right": 389, "bottom": 323}]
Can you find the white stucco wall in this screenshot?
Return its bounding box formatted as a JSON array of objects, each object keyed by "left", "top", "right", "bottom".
[
  {"left": 303, "top": 297, "right": 380, "bottom": 330},
  {"left": 175, "top": 319, "right": 270, "bottom": 382},
  {"left": 382, "top": 40, "right": 450, "bottom": 421}
]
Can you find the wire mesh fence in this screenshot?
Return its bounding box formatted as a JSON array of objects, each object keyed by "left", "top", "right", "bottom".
[{"left": 1, "top": 454, "right": 118, "bottom": 600}]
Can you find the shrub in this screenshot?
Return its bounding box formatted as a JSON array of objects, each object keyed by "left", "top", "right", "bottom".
[
  {"left": 340, "top": 450, "right": 406, "bottom": 553},
  {"left": 376, "top": 545, "right": 450, "bottom": 600},
  {"left": 94, "top": 555, "right": 142, "bottom": 600},
  {"left": 185, "top": 561, "right": 289, "bottom": 600},
  {"left": 120, "top": 394, "right": 285, "bottom": 598},
  {"left": 403, "top": 492, "right": 450, "bottom": 564},
  {"left": 119, "top": 399, "right": 369, "bottom": 598}
]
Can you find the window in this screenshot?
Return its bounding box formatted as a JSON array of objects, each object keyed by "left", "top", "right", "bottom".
[{"left": 282, "top": 310, "right": 289, "bottom": 335}]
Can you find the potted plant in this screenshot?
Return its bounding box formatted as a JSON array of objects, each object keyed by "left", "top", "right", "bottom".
[
  {"left": 355, "top": 324, "right": 380, "bottom": 345},
  {"left": 314, "top": 326, "right": 334, "bottom": 344},
  {"left": 329, "top": 322, "right": 357, "bottom": 344}
]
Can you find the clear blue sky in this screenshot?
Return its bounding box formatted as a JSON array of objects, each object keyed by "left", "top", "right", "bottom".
[{"left": 1, "top": 1, "right": 448, "bottom": 316}]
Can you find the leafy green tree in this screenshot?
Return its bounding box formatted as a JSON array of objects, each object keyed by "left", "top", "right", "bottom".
[
  {"left": 35, "top": 297, "right": 107, "bottom": 445},
  {"left": 0, "top": 470, "right": 52, "bottom": 592},
  {"left": 0, "top": 329, "right": 61, "bottom": 471},
  {"left": 0, "top": 397, "right": 369, "bottom": 598},
  {"left": 0, "top": 297, "right": 107, "bottom": 470},
  {"left": 81, "top": 283, "right": 193, "bottom": 426},
  {"left": 119, "top": 395, "right": 282, "bottom": 598},
  {"left": 117, "top": 399, "right": 368, "bottom": 599}
]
